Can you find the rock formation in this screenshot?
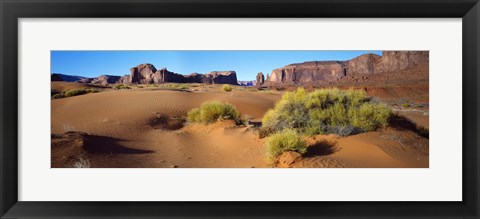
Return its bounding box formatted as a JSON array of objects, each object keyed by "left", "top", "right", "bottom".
[
  {"left": 374, "top": 51, "right": 429, "bottom": 73},
  {"left": 91, "top": 75, "right": 121, "bottom": 85},
  {"left": 128, "top": 64, "right": 238, "bottom": 85},
  {"left": 51, "top": 73, "right": 87, "bottom": 82},
  {"left": 238, "top": 81, "right": 256, "bottom": 86},
  {"left": 256, "top": 72, "right": 265, "bottom": 86},
  {"left": 265, "top": 51, "right": 428, "bottom": 84},
  {"left": 51, "top": 74, "right": 64, "bottom": 81}
]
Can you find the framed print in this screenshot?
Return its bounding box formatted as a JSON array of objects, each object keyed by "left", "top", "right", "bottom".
[{"left": 1, "top": 0, "right": 479, "bottom": 218}]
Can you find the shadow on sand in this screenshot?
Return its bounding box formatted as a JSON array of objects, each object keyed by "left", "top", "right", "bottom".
[
  {"left": 84, "top": 135, "right": 154, "bottom": 154},
  {"left": 304, "top": 140, "right": 339, "bottom": 157},
  {"left": 389, "top": 114, "right": 429, "bottom": 139}
]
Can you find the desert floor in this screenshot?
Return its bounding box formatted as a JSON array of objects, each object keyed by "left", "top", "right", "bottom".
[{"left": 51, "top": 82, "right": 429, "bottom": 168}]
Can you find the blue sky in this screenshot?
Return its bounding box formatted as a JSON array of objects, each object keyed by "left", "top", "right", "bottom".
[{"left": 51, "top": 51, "right": 382, "bottom": 81}]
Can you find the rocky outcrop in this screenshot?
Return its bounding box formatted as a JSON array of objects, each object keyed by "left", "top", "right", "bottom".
[
  {"left": 275, "top": 151, "right": 302, "bottom": 168},
  {"left": 375, "top": 51, "right": 429, "bottom": 73},
  {"left": 130, "top": 63, "right": 158, "bottom": 84},
  {"left": 266, "top": 51, "right": 428, "bottom": 84},
  {"left": 51, "top": 73, "right": 87, "bottom": 82},
  {"left": 256, "top": 72, "right": 265, "bottom": 86},
  {"left": 91, "top": 75, "right": 121, "bottom": 85},
  {"left": 76, "top": 78, "right": 93, "bottom": 83},
  {"left": 51, "top": 74, "right": 64, "bottom": 81},
  {"left": 346, "top": 53, "right": 381, "bottom": 75},
  {"left": 117, "top": 75, "right": 131, "bottom": 84},
  {"left": 238, "top": 81, "right": 255, "bottom": 86},
  {"left": 203, "top": 71, "right": 238, "bottom": 84},
  {"left": 268, "top": 61, "right": 347, "bottom": 84},
  {"left": 128, "top": 64, "right": 237, "bottom": 85}
]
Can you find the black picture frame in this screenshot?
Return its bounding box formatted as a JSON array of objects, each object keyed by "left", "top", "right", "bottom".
[{"left": 1, "top": 0, "right": 479, "bottom": 218}]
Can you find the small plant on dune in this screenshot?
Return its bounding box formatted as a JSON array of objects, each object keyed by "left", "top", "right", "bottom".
[
  {"left": 261, "top": 88, "right": 392, "bottom": 137},
  {"left": 187, "top": 101, "right": 241, "bottom": 124},
  {"left": 51, "top": 88, "right": 99, "bottom": 99},
  {"left": 165, "top": 83, "right": 189, "bottom": 90},
  {"left": 401, "top": 102, "right": 411, "bottom": 108},
  {"left": 52, "top": 93, "right": 64, "bottom": 99},
  {"left": 63, "top": 89, "right": 88, "bottom": 97},
  {"left": 113, "top": 84, "right": 131, "bottom": 90},
  {"left": 221, "top": 84, "right": 233, "bottom": 92},
  {"left": 266, "top": 129, "right": 307, "bottom": 159},
  {"left": 178, "top": 84, "right": 189, "bottom": 90}
]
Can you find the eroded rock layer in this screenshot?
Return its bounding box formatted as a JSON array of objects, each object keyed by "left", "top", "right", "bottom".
[{"left": 266, "top": 51, "right": 428, "bottom": 84}]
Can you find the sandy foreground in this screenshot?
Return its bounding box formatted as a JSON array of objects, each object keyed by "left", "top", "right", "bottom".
[{"left": 51, "top": 84, "right": 429, "bottom": 168}]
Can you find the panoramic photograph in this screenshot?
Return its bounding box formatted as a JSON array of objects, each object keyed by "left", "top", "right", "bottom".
[{"left": 51, "top": 50, "right": 429, "bottom": 168}]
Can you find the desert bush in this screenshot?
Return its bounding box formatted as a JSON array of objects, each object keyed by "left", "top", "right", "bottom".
[
  {"left": 178, "top": 84, "right": 189, "bottom": 90},
  {"left": 52, "top": 93, "right": 64, "bottom": 99},
  {"left": 52, "top": 88, "right": 99, "bottom": 99},
  {"left": 113, "top": 84, "right": 131, "bottom": 90},
  {"left": 266, "top": 129, "right": 307, "bottom": 159},
  {"left": 221, "top": 84, "right": 233, "bottom": 92},
  {"left": 401, "top": 102, "right": 411, "bottom": 108},
  {"left": 262, "top": 88, "right": 392, "bottom": 136},
  {"left": 63, "top": 89, "right": 88, "bottom": 97},
  {"left": 165, "top": 83, "right": 189, "bottom": 89},
  {"left": 187, "top": 101, "right": 241, "bottom": 124}
]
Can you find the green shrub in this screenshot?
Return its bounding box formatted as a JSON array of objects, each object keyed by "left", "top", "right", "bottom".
[
  {"left": 113, "top": 84, "right": 131, "bottom": 90},
  {"left": 401, "top": 102, "right": 411, "bottom": 108},
  {"left": 262, "top": 88, "right": 392, "bottom": 136},
  {"left": 64, "top": 89, "right": 88, "bottom": 97},
  {"left": 52, "top": 93, "right": 64, "bottom": 99},
  {"left": 187, "top": 101, "right": 241, "bottom": 124},
  {"left": 178, "top": 84, "right": 189, "bottom": 90},
  {"left": 266, "top": 129, "right": 307, "bottom": 159},
  {"left": 85, "top": 88, "right": 99, "bottom": 93},
  {"left": 164, "top": 83, "right": 189, "bottom": 90},
  {"left": 51, "top": 88, "right": 99, "bottom": 99},
  {"left": 221, "top": 84, "right": 233, "bottom": 92}
]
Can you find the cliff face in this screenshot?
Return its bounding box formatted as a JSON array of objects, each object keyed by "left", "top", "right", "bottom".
[
  {"left": 91, "top": 75, "right": 121, "bottom": 85},
  {"left": 268, "top": 61, "right": 347, "bottom": 84},
  {"left": 127, "top": 64, "right": 237, "bottom": 85},
  {"left": 375, "top": 51, "right": 429, "bottom": 73},
  {"left": 266, "top": 51, "right": 428, "bottom": 84}
]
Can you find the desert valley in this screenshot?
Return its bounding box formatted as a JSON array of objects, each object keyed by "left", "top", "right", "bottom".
[{"left": 51, "top": 51, "right": 429, "bottom": 168}]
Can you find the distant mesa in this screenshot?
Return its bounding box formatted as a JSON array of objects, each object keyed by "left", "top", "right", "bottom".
[
  {"left": 51, "top": 73, "right": 87, "bottom": 82},
  {"left": 125, "top": 63, "right": 238, "bottom": 85},
  {"left": 238, "top": 80, "right": 256, "bottom": 86},
  {"left": 265, "top": 51, "right": 429, "bottom": 84},
  {"left": 76, "top": 75, "right": 121, "bottom": 85}
]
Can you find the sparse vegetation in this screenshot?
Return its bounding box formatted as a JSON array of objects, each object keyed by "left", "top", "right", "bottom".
[
  {"left": 187, "top": 101, "right": 241, "bottom": 124},
  {"left": 52, "top": 88, "right": 99, "bottom": 99},
  {"left": 113, "top": 84, "right": 131, "bottom": 90},
  {"left": 165, "top": 83, "right": 190, "bottom": 90},
  {"left": 266, "top": 129, "right": 307, "bottom": 159},
  {"left": 401, "top": 102, "right": 411, "bottom": 108},
  {"left": 261, "top": 88, "right": 392, "bottom": 136},
  {"left": 221, "top": 84, "right": 233, "bottom": 92}
]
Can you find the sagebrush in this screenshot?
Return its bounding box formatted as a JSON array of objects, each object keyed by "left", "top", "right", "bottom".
[
  {"left": 262, "top": 88, "right": 392, "bottom": 136},
  {"left": 221, "top": 84, "right": 233, "bottom": 92},
  {"left": 187, "top": 101, "right": 241, "bottom": 124},
  {"left": 266, "top": 129, "right": 307, "bottom": 159}
]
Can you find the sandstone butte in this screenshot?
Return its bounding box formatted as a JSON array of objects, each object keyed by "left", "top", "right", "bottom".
[{"left": 256, "top": 51, "right": 428, "bottom": 85}]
